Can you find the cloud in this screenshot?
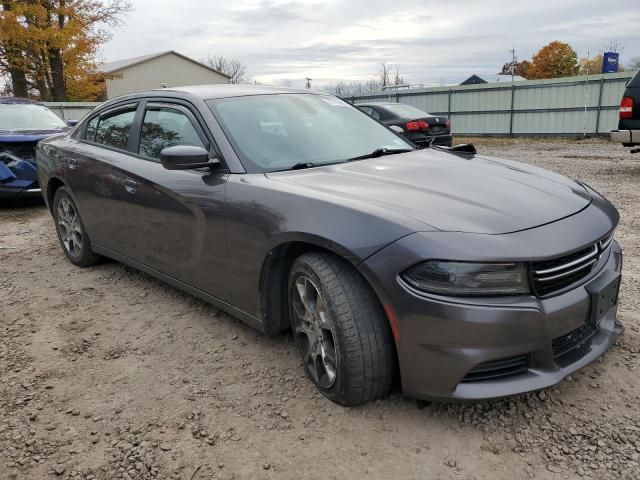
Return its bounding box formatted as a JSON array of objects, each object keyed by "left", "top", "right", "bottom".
[{"left": 102, "top": 0, "right": 640, "bottom": 88}]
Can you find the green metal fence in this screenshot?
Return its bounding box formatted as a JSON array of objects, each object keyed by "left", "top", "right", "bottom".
[
  {"left": 349, "top": 71, "right": 634, "bottom": 136},
  {"left": 44, "top": 71, "right": 635, "bottom": 136}
]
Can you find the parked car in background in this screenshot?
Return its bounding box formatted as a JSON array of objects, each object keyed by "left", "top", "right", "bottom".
[
  {"left": 37, "top": 85, "right": 622, "bottom": 406},
  {"left": 356, "top": 102, "right": 452, "bottom": 147},
  {"left": 610, "top": 69, "right": 639, "bottom": 152},
  {"left": 0, "top": 97, "right": 71, "bottom": 199}
]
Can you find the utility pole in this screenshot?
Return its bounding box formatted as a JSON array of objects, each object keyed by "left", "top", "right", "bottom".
[
  {"left": 305, "top": 77, "right": 312, "bottom": 89},
  {"left": 583, "top": 50, "right": 590, "bottom": 137},
  {"left": 510, "top": 47, "right": 516, "bottom": 82}
]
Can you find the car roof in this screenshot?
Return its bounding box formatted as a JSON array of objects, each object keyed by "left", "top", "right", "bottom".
[
  {"left": 157, "top": 84, "right": 323, "bottom": 100},
  {"left": 0, "top": 96, "right": 44, "bottom": 105}
]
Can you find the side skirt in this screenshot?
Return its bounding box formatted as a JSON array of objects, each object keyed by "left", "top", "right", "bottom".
[{"left": 91, "top": 243, "right": 266, "bottom": 333}]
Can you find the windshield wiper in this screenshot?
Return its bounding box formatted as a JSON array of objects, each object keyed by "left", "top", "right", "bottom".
[
  {"left": 270, "top": 161, "right": 325, "bottom": 173},
  {"left": 347, "top": 147, "right": 413, "bottom": 162},
  {"left": 289, "top": 162, "right": 316, "bottom": 170}
]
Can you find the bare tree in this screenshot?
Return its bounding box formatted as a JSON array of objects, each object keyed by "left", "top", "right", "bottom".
[
  {"left": 319, "top": 79, "right": 387, "bottom": 96},
  {"left": 204, "top": 55, "right": 248, "bottom": 84},
  {"left": 376, "top": 63, "right": 406, "bottom": 88},
  {"left": 378, "top": 63, "right": 390, "bottom": 87},
  {"left": 628, "top": 56, "right": 640, "bottom": 70},
  {"left": 393, "top": 65, "right": 405, "bottom": 86},
  {"left": 601, "top": 40, "right": 625, "bottom": 53}
]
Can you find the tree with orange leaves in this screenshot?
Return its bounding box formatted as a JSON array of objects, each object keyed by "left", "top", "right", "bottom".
[
  {"left": 0, "top": 1, "right": 131, "bottom": 101},
  {"left": 528, "top": 41, "right": 579, "bottom": 80}
]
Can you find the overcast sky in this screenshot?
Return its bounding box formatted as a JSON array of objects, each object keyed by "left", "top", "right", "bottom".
[{"left": 102, "top": 0, "right": 640, "bottom": 88}]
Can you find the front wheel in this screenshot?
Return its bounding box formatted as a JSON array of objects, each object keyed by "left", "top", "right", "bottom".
[{"left": 288, "top": 252, "right": 395, "bottom": 406}]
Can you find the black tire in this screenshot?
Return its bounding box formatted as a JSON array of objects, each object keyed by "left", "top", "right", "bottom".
[
  {"left": 288, "top": 252, "right": 395, "bottom": 406},
  {"left": 52, "top": 187, "right": 100, "bottom": 267}
]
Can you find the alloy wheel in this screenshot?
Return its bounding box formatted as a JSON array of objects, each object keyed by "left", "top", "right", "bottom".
[
  {"left": 56, "top": 197, "right": 83, "bottom": 258},
  {"left": 291, "top": 275, "right": 338, "bottom": 389}
]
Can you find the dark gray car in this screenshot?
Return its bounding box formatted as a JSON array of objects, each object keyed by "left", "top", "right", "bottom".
[{"left": 36, "top": 85, "right": 623, "bottom": 405}]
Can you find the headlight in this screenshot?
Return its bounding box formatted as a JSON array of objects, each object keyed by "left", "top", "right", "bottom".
[{"left": 401, "top": 261, "right": 530, "bottom": 296}]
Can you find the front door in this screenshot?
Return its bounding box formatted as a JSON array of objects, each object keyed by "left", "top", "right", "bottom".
[{"left": 117, "top": 101, "right": 228, "bottom": 297}]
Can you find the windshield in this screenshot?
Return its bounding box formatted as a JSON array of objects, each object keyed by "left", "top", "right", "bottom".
[
  {"left": 0, "top": 103, "right": 68, "bottom": 131},
  {"left": 207, "top": 94, "right": 413, "bottom": 172},
  {"left": 383, "top": 103, "right": 430, "bottom": 118}
]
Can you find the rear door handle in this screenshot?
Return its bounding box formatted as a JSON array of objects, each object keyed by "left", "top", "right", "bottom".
[
  {"left": 123, "top": 179, "right": 138, "bottom": 194},
  {"left": 68, "top": 158, "right": 77, "bottom": 170}
]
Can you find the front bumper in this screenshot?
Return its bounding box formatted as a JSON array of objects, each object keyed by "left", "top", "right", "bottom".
[
  {"left": 0, "top": 153, "right": 41, "bottom": 199},
  {"left": 610, "top": 129, "right": 640, "bottom": 146},
  {"left": 0, "top": 184, "right": 42, "bottom": 199},
  {"left": 359, "top": 200, "right": 622, "bottom": 401}
]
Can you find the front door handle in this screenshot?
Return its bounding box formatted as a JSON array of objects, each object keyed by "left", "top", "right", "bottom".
[
  {"left": 123, "top": 179, "right": 138, "bottom": 194},
  {"left": 68, "top": 158, "right": 77, "bottom": 170}
]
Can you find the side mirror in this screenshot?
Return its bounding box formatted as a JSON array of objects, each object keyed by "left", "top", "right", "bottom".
[
  {"left": 67, "top": 119, "right": 79, "bottom": 127},
  {"left": 390, "top": 125, "right": 405, "bottom": 135},
  {"left": 160, "top": 145, "right": 220, "bottom": 170}
]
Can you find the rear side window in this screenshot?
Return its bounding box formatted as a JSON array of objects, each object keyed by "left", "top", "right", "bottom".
[
  {"left": 90, "top": 109, "right": 136, "bottom": 150},
  {"left": 138, "top": 107, "right": 205, "bottom": 159},
  {"left": 85, "top": 116, "right": 99, "bottom": 141},
  {"left": 384, "top": 103, "right": 429, "bottom": 118},
  {"left": 368, "top": 108, "right": 382, "bottom": 120}
]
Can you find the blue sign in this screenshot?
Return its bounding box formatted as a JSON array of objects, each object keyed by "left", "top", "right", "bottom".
[{"left": 602, "top": 52, "right": 619, "bottom": 73}]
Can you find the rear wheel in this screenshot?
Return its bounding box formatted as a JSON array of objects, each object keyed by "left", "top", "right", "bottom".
[
  {"left": 288, "top": 252, "right": 395, "bottom": 406},
  {"left": 53, "top": 187, "right": 100, "bottom": 267}
]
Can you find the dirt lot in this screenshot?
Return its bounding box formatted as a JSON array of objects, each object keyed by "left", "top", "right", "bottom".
[{"left": 1, "top": 138, "right": 639, "bottom": 480}]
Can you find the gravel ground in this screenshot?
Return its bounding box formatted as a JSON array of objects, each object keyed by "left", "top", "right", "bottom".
[{"left": 1, "top": 138, "right": 639, "bottom": 480}]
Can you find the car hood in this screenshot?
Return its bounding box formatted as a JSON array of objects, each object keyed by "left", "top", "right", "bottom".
[{"left": 266, "top": 149, "right": 592, "bottom": 234}]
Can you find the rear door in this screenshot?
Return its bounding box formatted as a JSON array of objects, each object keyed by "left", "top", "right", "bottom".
[
  {"left": 63, "top": 103, "right": 139, "bottom": 253},
  {"left": 117, "top": 100, "right": 228, "bottom": 296}
]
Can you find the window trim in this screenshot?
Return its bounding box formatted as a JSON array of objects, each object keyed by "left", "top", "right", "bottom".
[
  {"left": 133, "top": 102, "right": 210, "bottom": 163},
  {"left": 78, "top": 102, "right": 140, "bottom": 154},
  {"left": 76, "top": 96, "right": 228, "bottom": 172},
  {"left": 125, "top": 98, "right": 228, "bottom": 171}
]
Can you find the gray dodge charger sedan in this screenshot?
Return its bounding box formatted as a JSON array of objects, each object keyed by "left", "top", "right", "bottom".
[{"left": 36, "top": 85, "right": 623, "bottom": 405}]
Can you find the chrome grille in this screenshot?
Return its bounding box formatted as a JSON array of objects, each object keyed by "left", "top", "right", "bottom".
[{"left": 531, "top": 233, "right": 614, "bottom": 296}]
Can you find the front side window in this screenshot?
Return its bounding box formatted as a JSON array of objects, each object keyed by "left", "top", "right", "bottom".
[
  {"left": 207, "top": 94, "right": 412, "bottom": 173},
  {"left": 139, "top": 107, "right": 205, "bottom": 159},
  {"left": 92, "top": 109, "right": 136, "bottom": 150}
]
